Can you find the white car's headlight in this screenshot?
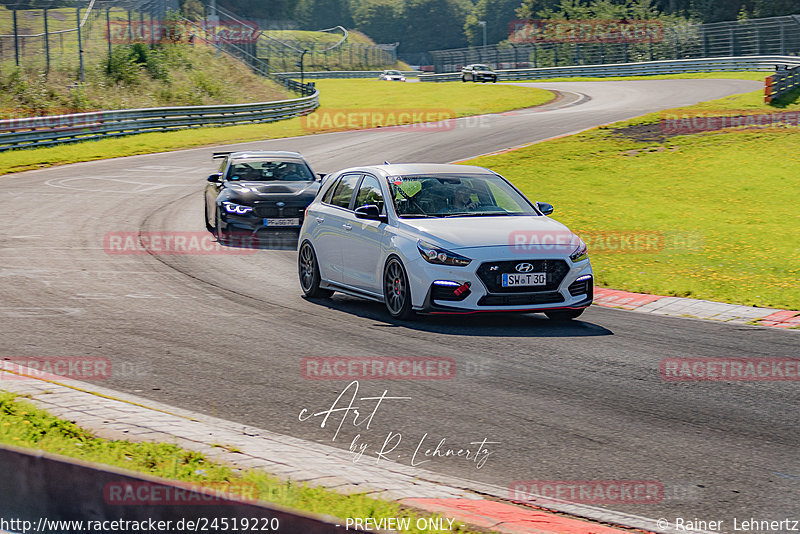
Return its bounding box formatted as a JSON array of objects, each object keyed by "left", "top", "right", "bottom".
[
  {"left": 222, "top": 201, "right": 254, "bottom": 215},
  {"left": 417, "top": 240, "right": 471, "bottom": 266},
  {"left": 570, "top": 240, "right": 589, "bottom": 262}
]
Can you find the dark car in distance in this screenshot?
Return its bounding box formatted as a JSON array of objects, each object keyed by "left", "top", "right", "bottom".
[
  {"left": 204, "top": 150, "right": 320, "bottom": 244},
  {"left": 461, "top": 64, "right": 498, "bottom": 83}
]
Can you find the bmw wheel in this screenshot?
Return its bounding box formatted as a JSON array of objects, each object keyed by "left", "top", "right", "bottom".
[
  {"left": 545, "top": 309, "right": 584, "bottom": 321},
  {"left": 204, "top": 203, "right": 214, "bottom": 232},
  {"left": 298, "top": 241, "right": 333, "bottom": 298},
  {"left": 384, "top": 257, "right": 414, "bottom": 320}
]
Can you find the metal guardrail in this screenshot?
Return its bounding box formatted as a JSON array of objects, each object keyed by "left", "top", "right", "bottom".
[
  {"left": 274, "top": 70, "right": 420, "bottom": 79},
  {"left": 0, "top": 91, "right": 319, "bottom": 151},
  {"left": 418, "top": 55, "right": 800, "bottom": 82},
  {"left": 765, "top": 67, "right": 800, "bottom": 103}
]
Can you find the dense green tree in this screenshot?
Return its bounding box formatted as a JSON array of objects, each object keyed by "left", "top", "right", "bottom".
[
  {"left": 294, "top": 0, "right": 353, "bottom": 29},
  {"left": 401, "top": 0, "right": 470, "bottom": 51},
  {"left": 752, "top": 0, "right": 799, "bottom": 18},
  {"left": 351, "top": 0, "right": 404, "bottom": 43},
  {"left": 465, "top": 0, "right": 531, "bottom": 46}
]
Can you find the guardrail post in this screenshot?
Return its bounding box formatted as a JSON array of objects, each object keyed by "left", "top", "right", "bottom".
[
  {"left": 12, "top": 9, "right": 19, "bottom": 67},
  {"left": 76, "top": 7, "right": 85, "bottom": 82}
]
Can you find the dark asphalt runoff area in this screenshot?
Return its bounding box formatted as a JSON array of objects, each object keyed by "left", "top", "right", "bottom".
[{"left": 2, "top": 79, "right": 798, "bottom": 526}]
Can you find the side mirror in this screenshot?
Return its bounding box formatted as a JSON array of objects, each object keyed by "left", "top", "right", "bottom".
[
  {"left": 536, "top": 201, "right": 554, "bottom": 216},
  {"left": 207, "top": 173, "right": 223, "bottom": 183},
  {"left": 316, "top": 173, "right": 327, "bottom": 182},
  {"left": 354, "top": 204, "right": 386, "bottom": 222}
]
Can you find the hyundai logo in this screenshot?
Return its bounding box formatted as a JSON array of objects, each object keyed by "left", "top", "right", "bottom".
[
  {"left": 276, "top": 201, "right": 285, "bottom": 207},
  {"left": 515, "top": 263, "right": 535, "bottom": 273}
]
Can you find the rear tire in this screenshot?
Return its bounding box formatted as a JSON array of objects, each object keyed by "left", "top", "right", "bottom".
[
  {"left": 461, "top": 75, "right": 467, "bottom": 82},
  {"left": 545, "top": 309, "right": 584, "bottom": 321},
  {"left": 298, "top": 241, "right": 334, "bottom": 298},
  {"left": 384, "top": 257, "right": 414, "bottom": 320}
]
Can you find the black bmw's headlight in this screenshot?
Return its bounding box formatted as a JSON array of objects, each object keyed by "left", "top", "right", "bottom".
[
  {"left": 222, "top": 201, "right": 254, "bottom": 215},
  {"left": 417, "top": 240, "right": 471, "bottom": 267}
]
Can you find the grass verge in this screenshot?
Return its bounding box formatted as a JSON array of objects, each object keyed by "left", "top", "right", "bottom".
[
  {"left": 0, "top": 390, "right": 479, "bottom": 534},
  {"left": 462, "top": 86, "right": 800, "bottom": 310},
  {"left": 0, "top": 79, "right": 553, "bottom": 176}
]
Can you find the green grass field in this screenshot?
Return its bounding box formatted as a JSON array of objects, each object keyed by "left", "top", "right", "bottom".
[
  {"left": 0, "top": 79, "right": 553, "bottom": 175},
  {"left": 464, "top": 87, "right": 800, "bottom": 310},
  {"left": 0, "top": 390, "right": 478, "bottom": 534}
]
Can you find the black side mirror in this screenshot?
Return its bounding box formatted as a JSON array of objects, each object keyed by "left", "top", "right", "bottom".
[
  {"left": 316, "top": 173, "right": 327, "bottom": 182},
  {"left": 207, "top": 173, "right": 223, "bottom": 183},
  {"left": 354, "top": 204, "right": 386, "bottom": 222},
  {"left": 537, "top": 201, "right": 554, "bottom": 215}
]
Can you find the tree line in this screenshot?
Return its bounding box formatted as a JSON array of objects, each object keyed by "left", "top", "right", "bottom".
[{"left": 199, "top": 0, "right": 798, "bottom": 53}]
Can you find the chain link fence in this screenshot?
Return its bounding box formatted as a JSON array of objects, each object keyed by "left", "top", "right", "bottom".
[
  {"left": 0, "top": 0, "right": 395, "bottom": 79},
  {"left": 430, "top": 15, "right": 800, "bottom": 73}
]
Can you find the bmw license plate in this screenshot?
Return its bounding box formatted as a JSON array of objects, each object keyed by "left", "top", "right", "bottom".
[
  {"left": 264, "top": 218, "right": 300, "bottom": 227},
  {"left": 502, "top": 273, "right": 546, "bottom": 287}
]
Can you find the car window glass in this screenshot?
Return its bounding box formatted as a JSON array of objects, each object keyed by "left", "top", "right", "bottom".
[
  {"left": 322, "top": 177, "right": 340, "bottom": 204},
  {"left": 227, "top": 160, "right": 313, "bottom": 182},
  {"left": 329, "top": 174, "right": 361, "bottom": 209},
  {"left": 355, "top": 175, "right": 385, "bottom": 213}
]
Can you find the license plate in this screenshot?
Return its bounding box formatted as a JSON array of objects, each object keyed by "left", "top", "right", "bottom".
[
  {"left": 502, "top": 273, "right": 546, "bottom": 287},
  {"left": 264, "top": 218, "right": 299, "bottom": 227}
]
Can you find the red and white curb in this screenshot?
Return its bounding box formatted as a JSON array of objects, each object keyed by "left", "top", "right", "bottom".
[{"left": 593, "top": 288, "right": 799, "bottom": 329}]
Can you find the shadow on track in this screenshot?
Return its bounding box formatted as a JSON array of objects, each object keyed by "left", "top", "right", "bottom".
[{"left": 305, "top": 295, "right": 612, "bottom": 338}]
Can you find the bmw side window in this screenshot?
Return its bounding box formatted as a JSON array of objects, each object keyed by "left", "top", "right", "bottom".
[
  {"left": 329, "top": 174, "right": 361, "bottom": 209},
  {"left": 355, "top": 175, "right": 385, "bottom": 213}
]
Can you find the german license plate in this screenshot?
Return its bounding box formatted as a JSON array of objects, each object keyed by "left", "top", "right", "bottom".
[
  {"left": 264, "top": 218, "right": 299, "bottom": 227},
  {"left": 502, "top": 273, "right": 546, "bottom": 287}
]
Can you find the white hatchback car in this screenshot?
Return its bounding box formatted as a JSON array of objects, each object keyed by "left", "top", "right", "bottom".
[{"left": 297, "top": 164, "right": 593, "bottom": 320}]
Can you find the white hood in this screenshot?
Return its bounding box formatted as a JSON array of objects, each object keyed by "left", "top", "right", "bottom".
[{"left": 399, "top": 215, "right": 581, "bottom": 252}]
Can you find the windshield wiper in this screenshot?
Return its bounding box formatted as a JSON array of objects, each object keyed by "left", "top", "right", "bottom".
[
  {"left": 398, "top": 214, "right": 439, "bottom": 218},
  {"left": 443, "top": 212, "right": 511, "bottom": 218}
]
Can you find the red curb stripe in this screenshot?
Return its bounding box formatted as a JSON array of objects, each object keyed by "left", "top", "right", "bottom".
[
  {"left": 593, "top": 288, "right": 666, "bottom": 310},
  {"left": 403, "top": 498, "right": 631, "bottom": 534}
]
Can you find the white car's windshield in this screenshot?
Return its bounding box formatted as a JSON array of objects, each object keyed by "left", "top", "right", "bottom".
[
  {"left": 386, "top": 70, "right": 402, "bottom": 75},
  {"left": 387, "top": 173, "right": 538, "bottom": 218}
]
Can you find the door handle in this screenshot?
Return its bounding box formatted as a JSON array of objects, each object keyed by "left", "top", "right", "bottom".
[
  {"left": 315, "top": 217, "right": 324, "bottom": 223},
  {"left": 343, "top": 224, "right": 352, "bottom": 231}
]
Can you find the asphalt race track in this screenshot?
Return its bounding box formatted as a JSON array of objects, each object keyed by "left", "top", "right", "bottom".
[{"left": 3, "top": 79, "right": 798, "bottom": 525}]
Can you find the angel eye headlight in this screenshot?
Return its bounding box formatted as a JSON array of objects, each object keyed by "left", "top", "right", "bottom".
[{"left": 222, "top": 201, "right": 253, "bottom": 215}]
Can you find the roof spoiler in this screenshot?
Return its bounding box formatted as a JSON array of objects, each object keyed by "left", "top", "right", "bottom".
[{"left": 212, "top": 151, "right": 232, "bottom": 159}]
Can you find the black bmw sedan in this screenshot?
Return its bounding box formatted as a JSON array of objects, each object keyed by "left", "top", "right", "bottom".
[{"left": 204, "top": 150, "right": 320, "bottom": 245}]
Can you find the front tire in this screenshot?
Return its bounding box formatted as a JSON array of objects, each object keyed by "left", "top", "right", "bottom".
[
  {"left": 214, "top": 209, "right": 230, "bottom": 245},
  {"left": 298, "top": 241, "right": 334, "bottom": 298},
  {"left": 383, "top": 257, "right": 414, "bottom": 320},
  {"left": 461, "top": 75, "right": 467, "bottom": 82},
  {"left": 545, "top": 309, "right": 584, "bottom": 321}
]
